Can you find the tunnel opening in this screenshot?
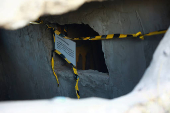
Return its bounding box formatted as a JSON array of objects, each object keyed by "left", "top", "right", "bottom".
[
  {"left": 57, "top": 23, "right": 108, "bottom": 73},
  {"left": 0, "top": 0, "right": 169, "bottom": 103}
]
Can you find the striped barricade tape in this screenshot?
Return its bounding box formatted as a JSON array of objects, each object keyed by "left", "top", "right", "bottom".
[{"left": 30, "top": 20, "right": 167, "bottom": 100}]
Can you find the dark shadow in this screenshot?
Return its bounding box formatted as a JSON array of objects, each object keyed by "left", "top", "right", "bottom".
[{"left": 58, "top": 24, "right": 108, "bottom": 73}]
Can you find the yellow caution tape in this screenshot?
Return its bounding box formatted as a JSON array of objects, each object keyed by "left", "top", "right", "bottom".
[
  {"left": 51, "top": 56, "right": 59, "bottom": 87},
  {"left": 53, "top": 28, "right": 80, "bottom": 99},
  {"left": 54, "top": 29, "right": 166, "bottom": 40},
  {"left": 54, "top": 49, "right": 80, "bottom": 99},
  {"left": 143, "top": 30, "right": 167, "bottom": 37},
  {"left": 30, "top": 19, "right": 167, "bottom": 100},
  {"left": 50, "top": 26, "right": 59, "bottom": 87},
  {"left": 30, "top": 19, "right": 167, "bottom": 40},
  {"left": 51, "top": 49, "right": 80, "bottom": 99},
  {"left": 45, "top": 25, "right": 60, "bottom": 88},
  {"left": 75, "top": 78, "right": 80, "bottom": 99}
]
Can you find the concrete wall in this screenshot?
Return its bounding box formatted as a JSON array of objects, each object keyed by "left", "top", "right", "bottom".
[
  {"left": 0, "top": 25, "right": 112, "bottom": 100},
  {"left": 43, "top": 0, "right": 169, "bottom": 97},
  {"left": 0, "top": 0, "right": 170, "bottom": 100}
]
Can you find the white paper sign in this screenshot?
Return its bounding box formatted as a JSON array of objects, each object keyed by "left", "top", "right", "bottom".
[{"left": 55, "top": 34, "right": 76, "bottom": 66}]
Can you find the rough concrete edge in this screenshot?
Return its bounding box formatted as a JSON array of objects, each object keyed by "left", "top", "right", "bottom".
[
  {"left": 0, "top": 0, "right": 102, "bottom": 29},
  {"left": 0, "top": 27, "right": 170, "bottom": 113}
]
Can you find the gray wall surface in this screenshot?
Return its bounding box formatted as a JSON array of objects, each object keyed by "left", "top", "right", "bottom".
[
  {"left": 0, "top": 25, "right": 111, "bottom": 100},
  {"left": 0, "top": 0, "right": 170, "bottom": 100}
]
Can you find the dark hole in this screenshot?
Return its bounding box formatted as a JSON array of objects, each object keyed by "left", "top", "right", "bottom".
[{"left": 58, "top": 23, "right": 108, "bottom": 73}]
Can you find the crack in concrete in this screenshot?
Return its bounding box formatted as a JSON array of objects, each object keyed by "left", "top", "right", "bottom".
[
  {"left": 118, "top": 12, "right": 123, "bottom": 33},
  {"left": 135, "top": 10, "right": 145, "bottom": 34}
]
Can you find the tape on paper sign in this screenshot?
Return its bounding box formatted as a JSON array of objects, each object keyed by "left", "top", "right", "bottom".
[{"left": 55, "top": 34, "right": 76, "bottom": 66}]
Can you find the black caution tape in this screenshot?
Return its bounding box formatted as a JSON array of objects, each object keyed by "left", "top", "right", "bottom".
[
  {"left": 50, "top": 26, "right": 59, "bottom": 87},
  {"left": 46, "top": 25, "right": 60, "bottom": 87},
  {"left": 30, "top": 20, "right": 167, "bottom": 100},
  {"left": 54, "top": 29, "right": 167, "bottom": 40},
  {"left": 30, "top": 19, "right": 167, "bottom": 40},
  {"left": 46, "top": 24, "right": 80, "bottom": 99},
  {"left": 143, "top": 30, "right": 167, "bottom": 37},
  {"left": 51, "top": 50, "right": 59, "bottom": 87},
  {"left": 54, "top": 49, "right": 80, "bottom": 99}
]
